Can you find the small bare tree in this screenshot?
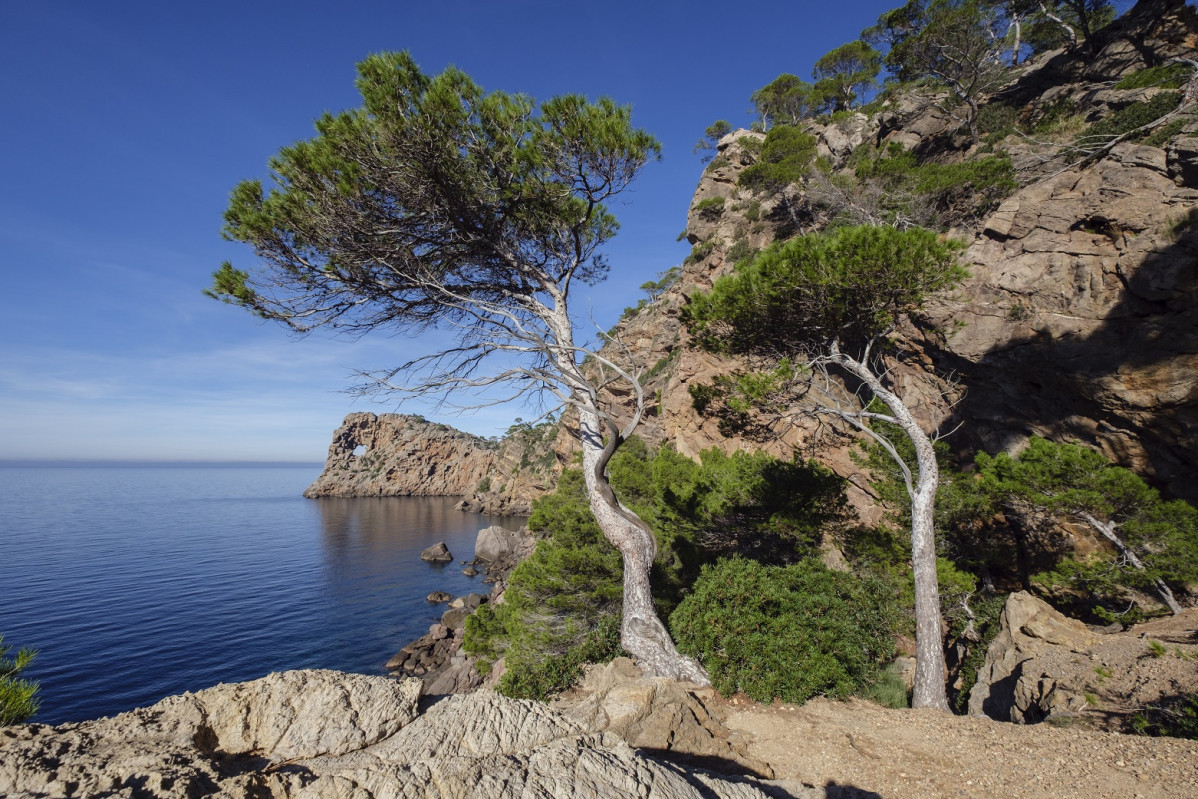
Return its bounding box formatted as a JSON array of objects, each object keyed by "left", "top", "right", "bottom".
[
  {"left": 685, "top": 224, "right": 967, "bottom": 711},
  {"left": 208, "top": 51, "right": 707, "bottom": 683}
]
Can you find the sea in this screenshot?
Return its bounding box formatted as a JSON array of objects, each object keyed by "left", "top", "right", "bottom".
[{"left": 0, "top": 464, "right": 524, "bottom": 726}]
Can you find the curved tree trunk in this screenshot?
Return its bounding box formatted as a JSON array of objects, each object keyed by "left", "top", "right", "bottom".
[
  {"left": 578, "top": 409, "right": 710, "bottom": 684},
  {"left": 1082, "top": 513, "right": 1182, "bottom": 615},
  {"left": 834, "top": 351, "right": 951, "bottom": 712}
]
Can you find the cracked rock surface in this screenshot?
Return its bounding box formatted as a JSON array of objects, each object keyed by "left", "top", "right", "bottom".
[{"left": 0, "top": 669, "right": 794, "bottom": 798}]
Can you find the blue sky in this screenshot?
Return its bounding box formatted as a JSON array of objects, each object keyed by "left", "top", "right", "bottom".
[{"left": 0, "top": 1, "right": 1135, "bottom": 461}]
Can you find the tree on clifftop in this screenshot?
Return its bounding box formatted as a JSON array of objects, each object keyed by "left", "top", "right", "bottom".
[
  {"left": 812, "top": 40, "right": 882, "bottom": 111},
  {"left": 684, "top": 225, "right": 966, "bottom": 711},
  {"left": 207, "top": 52, "right": 708, "bottom": 684}
]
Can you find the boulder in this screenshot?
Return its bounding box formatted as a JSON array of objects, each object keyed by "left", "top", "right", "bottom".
[
  {"left": 0, "top": 670, "right": 420, "bottom": 798},
  {"left": 560, "top": 657, "right": 775, "bottom": 779},
  {"left": 448, "top": 592, "right": 487, "bottom": 611},
  {"left": 1167, "top": 135, "right": 1198, "bottom": 186},
  {"left": 421, "top": 542, "right": 453, "bottom": 563},
  {"left": 427, "top": 590, "right": 452, "bottom": 603},
  {"left": 462, "top": 566, "right": 478, "bottom": 577},
  {"left": 441, "top": 606, "right": 471, "bottom": 629},
  {"left": 473, "top": 524, "right": 523, "bottom": 563},
  {"left": 967, "top": 592, "right": 1094, "bottom": 723}
]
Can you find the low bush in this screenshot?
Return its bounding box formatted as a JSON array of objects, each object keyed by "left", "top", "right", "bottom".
[
  {"left": 1130, "top": 693, "right": 1198, "bottom": 740},
  {"left": 1084, "top": 91, "right": 1181, "bottom": 141},
  {"left": 466, "top": 440, "right": 861, "bottom": 700},
  {"left": 694, "top": 197, "right": 726, "bottom": 219},
  {"left": 463, "top": 468, "right": 624, "bottom": 700},
  {"left": 738, "top": 125, "right": 818, "bottom": 193},
  {"left": 669, "top": 557, "right": 898, "bottom": 704},
  {"left": 1115, "top": 64, "right": 1192, "bottom": 91},
  {"left": 853, "top": 143, "right": 1016, "bottom": 226}
]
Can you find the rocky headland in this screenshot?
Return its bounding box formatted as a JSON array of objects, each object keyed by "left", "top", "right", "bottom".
[{"left": 303, "top": 412, "right": 562, "bottom": 515}]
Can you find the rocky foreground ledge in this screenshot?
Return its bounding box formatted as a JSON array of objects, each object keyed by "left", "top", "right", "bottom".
[{"left": 0, "top": 668, "right": 798, "bottom": 799}]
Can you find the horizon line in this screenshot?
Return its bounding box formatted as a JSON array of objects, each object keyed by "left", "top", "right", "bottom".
[{"left": 0, "top": 459, "right": 325, "bottom": 468}]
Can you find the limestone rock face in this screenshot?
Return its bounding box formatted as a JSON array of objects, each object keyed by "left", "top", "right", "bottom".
[
  {"left": 922, "top": 142, "right": 1198, "bottom": 498},
  {"left": 1, "top": 670, "right": 785, "bottom": 799},
  {"left": 0, "top": 669, "right": 421, "bottom": 799},
  {"left": 304, "top": 412, "right": 554, "bottom": 514}
]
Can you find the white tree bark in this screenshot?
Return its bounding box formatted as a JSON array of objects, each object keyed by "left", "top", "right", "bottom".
[
  {"left": 1081, "top": 512, "right": 1182, "bottom": 615},
  {"left": 578, "top": 409, "right": 710, "bottom": 684},
  {"left": 832, "top": 349, "right": 951, "bottom": 712}
]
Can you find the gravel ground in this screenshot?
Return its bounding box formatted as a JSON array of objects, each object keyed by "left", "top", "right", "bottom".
[{"left": 719, "top": 696, "right": 1198, "bottom": 799}]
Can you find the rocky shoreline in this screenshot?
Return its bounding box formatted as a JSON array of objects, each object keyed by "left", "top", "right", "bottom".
[{"left": 385, "top": 524, "right": 535, "bottom": 696}]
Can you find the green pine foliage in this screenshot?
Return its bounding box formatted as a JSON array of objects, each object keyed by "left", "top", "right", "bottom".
[
  {"left": 852, "top": 143, "right": 1017, "bottom": 226},
  {"left": 750, "top": 74, "right": 818, "bottom": 128},
  {"left": 1114, "top": 63, "right": 1193, "bottom": 91},
  {"left": 812, "top": 40, "right": 882, "bottom": 111},
  {"left": 737, "top": 125, "right": 819, "bottom": 193},
  {"left": 0, "top": 636, "right": 40, "bottom": 726},
  {"left": 463, "top": 468, "right": 624, "bottom": 700},
  {"left": 1083, "top": 91, "right": 1182, "bottom": 142},
  {"left": 1130, "top": 693, "right": 1198, "bottom": 740},
  {"left": 465, "top": 439, "right": 860, "bottom": 699},
  {"left": 669, "top": 558, "right": 899, "bottom": 704},
  {"left": 959, "top": 437, "right": 1198, "bottom": 618},
  {"left": 685, "top": 225, "right": 966, "bottom": 358}
]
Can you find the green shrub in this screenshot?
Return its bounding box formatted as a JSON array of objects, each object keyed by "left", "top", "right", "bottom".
[
  {"left": 738, "top": 125, "right": 818, "bottom": 193},
  {"left": 0, "top": 636, "right": 40, "bottom": 725},
  {"left": 1115, "top": 63, "right": 1192, "bottom": 91},
  {"left": 852, "top": 143, "right": 1016, "bottom": 226},
  {"left": 725, "top": 238, "right": 755, "bottom": 264},
  {"left": 476, "top": 476, "right": 492, "bottom": 493},
  {"left": 976, "top": 99, "right": 1021, "bottom": 141},
  {"left": 1143, "top": 118, "right": 1188, "bottom": 149},
  {"left": 496, "top": 614, "right": 623, "bottom": 701},
  {"left": 669, "top": 558, "right": 898, "bottom": 704},
  {"left": 466, "top": 438, "right": 862, "bottom": 699},
  {"left": 706, "top": 154, "right": 730, "bottom": 171},
  {"left": 1084, "top": 92, "right": 1181, "bottom": 141},
  {"left": 684, "top": 240, "right": 715, "bottom": 266},
  {"left": 865, "top": 662, "right": 910, "bottom": 709},
  {"left": 462, "top": 468, "right": 625, "bottom": 700},
  {"left": 948, "top": 592, "right": 1006, "bottom": 713},
  {"left": 1130, "top": 693, "right": 1198, "bottom": 740}
]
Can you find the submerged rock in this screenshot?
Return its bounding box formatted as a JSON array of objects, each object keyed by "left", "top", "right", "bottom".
[{"left": 421, "top": 542, "right": 453, "bottom": 563}]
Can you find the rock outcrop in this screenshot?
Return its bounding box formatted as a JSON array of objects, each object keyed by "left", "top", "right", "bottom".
[
  {"left": 560, "top": 657, "right": 775, "bottom": 779},
  {"left": 304, "top": 412, "right": 558, "bottom": 514},
  {"left": 600, "top": 0, "right": 1198, "bottom": 514},
  {"left": 0, "top": 670, "right": 795, "bottom": 799},
  {"left": 387, "top": 526, "right": 535, "bottom": 696},
  {"left": 967, "top": 591, "right": 1198, "bottom": 727}
]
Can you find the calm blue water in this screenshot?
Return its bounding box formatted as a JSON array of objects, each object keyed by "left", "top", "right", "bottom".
[{"left": 0, "top": 466, "right": 522, "bottom": 725}]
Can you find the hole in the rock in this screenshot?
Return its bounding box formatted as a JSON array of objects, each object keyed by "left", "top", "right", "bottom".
[{"left": 352, "top": 445, "right": 367, "bottom": 457}]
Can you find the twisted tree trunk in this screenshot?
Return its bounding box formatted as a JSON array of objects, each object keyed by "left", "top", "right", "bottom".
[
  {"left": 833, "top": 350, "right": 951, "bottom": 712},
  {"left": 578, "top": 409, "right": 710, "bottom": 684}
]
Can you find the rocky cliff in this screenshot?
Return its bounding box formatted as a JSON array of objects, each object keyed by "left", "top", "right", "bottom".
[
  {"left": 304, "top": 412, "right": 559, "bottom": 515},
  {"left": 614, "top": 0, "right": 1198, "bottom": 511}
]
